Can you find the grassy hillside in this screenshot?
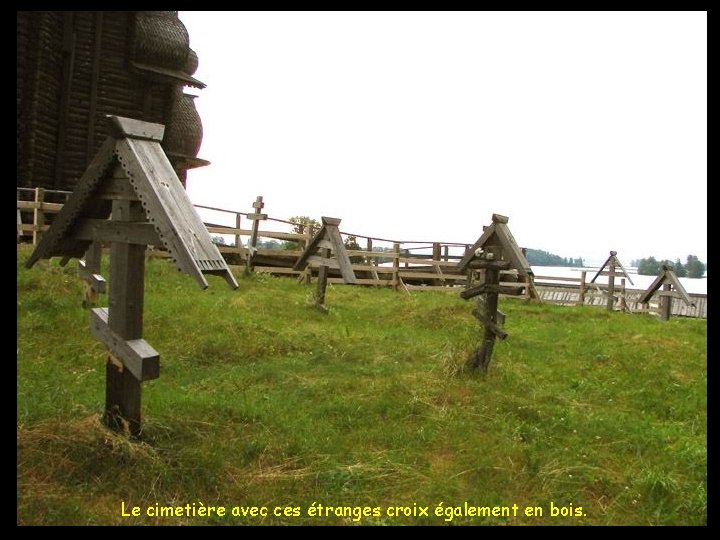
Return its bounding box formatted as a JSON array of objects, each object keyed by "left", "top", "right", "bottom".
[{"left": 16, "top": 245, "right": 706, "bottom": 525}]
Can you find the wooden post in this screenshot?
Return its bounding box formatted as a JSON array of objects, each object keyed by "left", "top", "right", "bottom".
[
  {"left": 315, "top": 247, "right": 329, "bottom": 312},
  {"left": 606, "top": 254, "right": 616, "bottom": 311},
  {"left": 432, "top": 242, "right": 441, "bottom": 286},
  {"left": 467, "top": 248, "right": 501, "bottom": 372},
  {"left": 247, "top": 195, "right": 264, "bottom": 272},
  {"left": 33, "top": 187, "right": 45, "bottom": 246},
  {"left": 366, "top": 238, "right": 373, "bottom": 265},
  {"left": 577, "top": 270, "right": 586, "bottom": 306},
  {"left": 660, "top": 283, "right": 672, "bottom": 321},
  {"left": 619, "top": 278, "right": 628, "bottom": 312},
  {"left": 234, "top": 212, "right": 242, "bottom": 259},
  {"left": 392, "top": 243, "right": 400, "bottom": 291},
  {"left": 104, "top": 196, "right": 146, "bottom": 438},
  {"left": 443, "top": 245, "right": 449, "bottom": 262}
]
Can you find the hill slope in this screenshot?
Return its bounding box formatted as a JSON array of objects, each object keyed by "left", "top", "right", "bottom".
[{"left": 17, "top": 246, "right": 706, "bottom": 525}]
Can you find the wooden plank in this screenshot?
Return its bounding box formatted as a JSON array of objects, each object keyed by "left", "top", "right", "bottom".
[
  {"left": 398, "top": 271, "right": 466, "bottom": 280},
  {"left": 25, "top": 137, "right": 118, "bottom": 268},
  {"left": 457, "top": 223, "right": 496, "bottom": 271},
  {"left": 461, "top": 283, "right": 525, "bottom": 299},
  {"left": 206, "top": 226, "right": 251, "bottom": 236},
  {"left": 534, "top": 274, "right": 584, "bottom": 283},
  {"left": 660, "top": 283, "right": 672, "bottom": 321},
  {"left": 324, "top": 219, "right": 357, "bottom": 284},
  {"left": 307, "top": 255, "right": 340, "bottom": 269},
  {"left": 664, "top": 271, "right": 693, "bottom": 306},
  {"left": 471, "top": 308, "right": 508, "bottom": 339},
  {"left": 493, "top": 222, "right": 534, "bottom": 277},
  {"left": 614, "top": 258, "right": 634, "bottom": 286},
  {"left": 116, "top": 136, "right": 238, "bottom": 290},
  {"left": 315, "top": 247, "right": 330, "bottom": 308},
  {"left": 467, "top": 259, "right": 512, "bottom": 270},
  {"left": 327, "top": 277, "right": 392, "bottom": 286},
  {"left": 94, "top": 175, "right": 139, "bottom": 201},
  {"left": 317, "top": 239, "right": 334, "bottom": 250},
  {"left": 102, "top": 198, "right": 146, "bottom": 437},
  {"left": 107, "top": 115, "right": 165, "bottom": 141},
  {"left": 78, "top": 259, "right": 107, "bottom": 294},
  {"left": 637, "top": 272, "right": 666, "bottom": 305},
  {"left": 590, "top": 253, "right": 614, "bottom": 283},
  {"left": 294, "top": 224, "right": 329, "bottom": 270},
  {"left": 90, "top": 308, "right": 159, "bottom": 381},
  {"left": 16, "top": 201, "right": 65, "bottom": 212},
  {"left": 246, "top": 213, "right": 268, "bottom": 220},
  {"left": 71, "top": 219, "right": 161, "bottom": 245},
  {"left": 33, "top": 188, "right": 45, "bottom": 246}
]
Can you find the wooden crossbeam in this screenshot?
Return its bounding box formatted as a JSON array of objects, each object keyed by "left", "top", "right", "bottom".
[
  {"left": 90, "top": 308, "right": 159, "bottom": 382},
  {"left": 78, "top": 259, "right": 107, "bottom": 293},
  {"left": 471, "top": 308, "right": 508, "bottom": 339}
]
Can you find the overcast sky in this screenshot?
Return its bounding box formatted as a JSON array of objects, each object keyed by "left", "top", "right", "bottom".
[{"left": 179, "top": 11, "right": 706, "bottom": 265}]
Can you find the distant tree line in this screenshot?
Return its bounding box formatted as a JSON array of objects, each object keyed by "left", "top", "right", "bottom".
[
  {"left": 525, "top": 248, "right": 584, "bottom": 268},
  {"left": 630, "top": 255, "right": 706, "bottom": 278}
]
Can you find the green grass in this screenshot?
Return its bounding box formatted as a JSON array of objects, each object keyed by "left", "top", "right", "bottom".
[{"left": 17, "top": 245, "right": 707, "bottom": 525}]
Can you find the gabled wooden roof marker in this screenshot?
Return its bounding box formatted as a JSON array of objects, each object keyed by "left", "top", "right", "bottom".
[
  {"left": 25, "top": 115, "right": 238, "bottom": 437},
  {"left": 294, "top": 216, "right": 357, "bottom": 312}
]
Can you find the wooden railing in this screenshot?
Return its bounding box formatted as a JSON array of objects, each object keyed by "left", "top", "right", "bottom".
[{"left": 17, "top": 193, "right": 707, "bottom": 318}]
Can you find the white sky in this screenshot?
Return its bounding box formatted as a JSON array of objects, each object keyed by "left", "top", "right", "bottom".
[{"left": 179, "top": 11, "right": 706, "bottom": 265}]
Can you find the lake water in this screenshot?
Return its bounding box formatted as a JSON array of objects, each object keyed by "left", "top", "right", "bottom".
[{"left": 531, "top": 266, "right": 707, "bottom": 295}]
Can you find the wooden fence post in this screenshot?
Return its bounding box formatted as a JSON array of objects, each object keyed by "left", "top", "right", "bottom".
[
  {"left": 577, "top": 270, "right": 586, "bottom": 306},
  {"left": 660, "top": 283, "right": 672, "bottom": 321},
  {"left": 392, "top": 243, "right": 400, "bottom": 291},
  {"left": 607, "top": 255, "right": 616, "bottom": 311},
  {"left": 235, "top": 212, "right": 242, "bottom": 259},
  {"left": 620, "top": 278, "right": 628, "bottom": 312},
  {"left": 315, "top": 247, "right": 329, "bottom": 312},
  {"left": 33, "top": 187, "right": 45, "bottom": 246},
  {"left": 247, "top": 195, "right": 264, "bottom": 272},
  {"left": 432, "top": 242, "right": 441, "bottom": 286}
]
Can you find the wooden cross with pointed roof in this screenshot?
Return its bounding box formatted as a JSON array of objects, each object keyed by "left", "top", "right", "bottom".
[
  {"left": 637, "top": 264, "right": 694, "bottom": 320},
  {"left": 25, "top": 115, "right": 238, "bottom": 437},
  {"left": 590, "top": 251, "right": 633, "bottom": 311},
  {"left": 294, "top": 216, "right": 356, "bottom": 312},
  {"left": 456, "top": 213, "right": 537, "bottom": 371}
]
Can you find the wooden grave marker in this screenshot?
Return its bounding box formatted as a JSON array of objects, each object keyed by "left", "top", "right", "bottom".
[
  {"left": 293, "top": 216, "right": 357, "bottom": 312},
  {"left": 637, "top": 264, "right": 694, "bottom": 320},
  {"left": 457, "top": 213, "right": 536, "bottom": 372},
  {"left": 589, "top": 251, "right": 634, "bottom": 311},
  {"left": 25, "top": 115, "right": 238, "bottom": 437}
]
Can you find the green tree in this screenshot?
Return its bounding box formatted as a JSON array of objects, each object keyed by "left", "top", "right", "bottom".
[
  {"left": 283, "top": 216, "right": 321, "bottom": 251},
  {"left": 637, "top": 256, "right": 660, "bottom": 276},
  {"left": 344, "top": 235, "right": 363, "bottom": 263},
  {"left": 674, "top": 258, "right": 687, "bottom": 277},
  {"left": 685, "top": 255, "right": 706, "bottom": 278}
]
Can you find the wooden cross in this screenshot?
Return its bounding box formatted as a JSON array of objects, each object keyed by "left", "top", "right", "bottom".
[
  {"left": 294, "top": 216, "right": 357, "bottom": 312},
  {"left": 590, "top": 251, "right": 633, "bottom": 311},
  {"left": 457, "top": 214, "right": 534, "bottom": 372},
  {"left": 25, "top": 116, "right": 238, "bottom": 437}
]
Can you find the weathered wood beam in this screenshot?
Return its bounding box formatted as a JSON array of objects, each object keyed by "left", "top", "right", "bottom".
[
  {"left": 471, "top": 308, "right": 508, "bottom": 339},
  {"left": 90, "top": 308, "right": 159, "bottom": 382}
]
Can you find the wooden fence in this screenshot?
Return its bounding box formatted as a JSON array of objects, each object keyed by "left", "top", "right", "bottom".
[{"left": 17, "top": 193, "right": 707, "bottom": 319}]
